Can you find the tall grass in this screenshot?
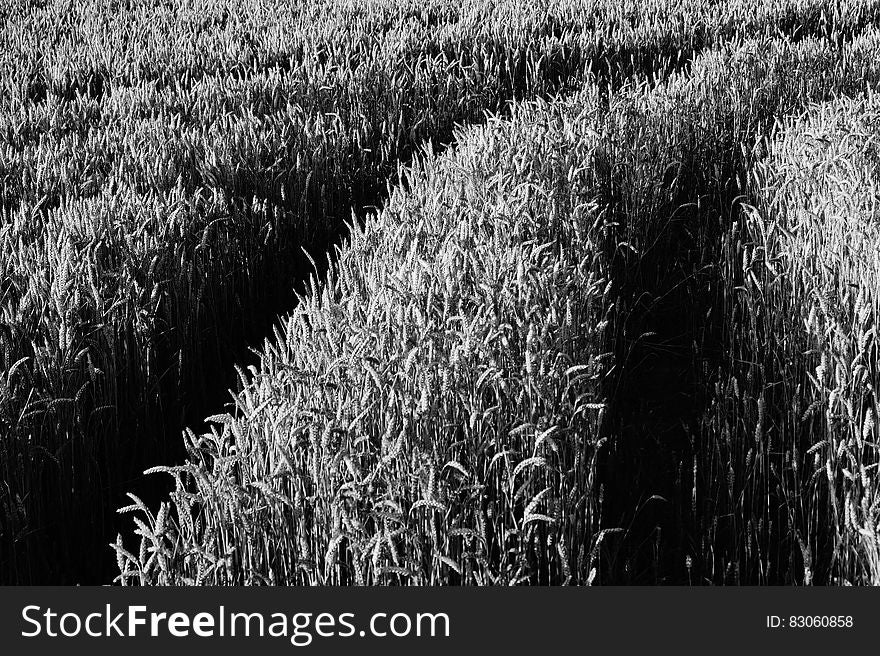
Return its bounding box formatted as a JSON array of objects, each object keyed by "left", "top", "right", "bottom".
[
  {"left": 2, "top": 0, "right": 880, "bottom": 585},
  {"left": 702, "top": 85, "right": 880, "bottom": 585},
  {"left": 594, "top": 28, "right": 880, "bottom": 584},
  {"left": 117, "top": 26, "right": 880, "bottom": 585},
  {"left": 113, "top": 89, "right": 616, "bottom": 585},
  {"left": 0, "top": 0, "right": 618, "bottom": 583},
  {"left": 4, "top": 0, "right": 879, "bottom": 113},
  {"left": 5, "top": 0, "right": 872, "bottom": 585}
]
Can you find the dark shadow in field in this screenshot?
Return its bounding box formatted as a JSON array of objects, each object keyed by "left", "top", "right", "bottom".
[
  {"left": 594, "top": 25, "right": 867, "bottom": 585},
  {"left": 597, "top": 168, "right": 735, "bottom": 584},
  {"left": 40, "top": 48, "right": 690, "bottom": 586},
  {"left": 3, "top": 7, "right": 868, "bottom": 584}
]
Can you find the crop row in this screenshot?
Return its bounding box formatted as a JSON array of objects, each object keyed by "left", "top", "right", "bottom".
[
  {"left": 3, "top": 0, "right": 879, "bottom": 112},
  {"left": 703, "top": 91, "right": 880, "bottom": 585},
  {"left": 2, "top": 0, "right": 879, "bottom": 584},
  {"left": 115, "top": 27, "right": 880, "bottom": 585}
]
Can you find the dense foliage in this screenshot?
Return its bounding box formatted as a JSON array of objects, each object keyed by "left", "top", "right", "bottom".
[{"left": 1, "top": 0, "right": 879, "bottom": 584}]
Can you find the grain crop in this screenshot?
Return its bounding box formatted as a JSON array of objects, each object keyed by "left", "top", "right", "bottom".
[
  {"left": 114, "top": 24, "right": 880, "bottom": 585},
  {"left": 1, "top": 0, "right": 879, "bottom": 585}
]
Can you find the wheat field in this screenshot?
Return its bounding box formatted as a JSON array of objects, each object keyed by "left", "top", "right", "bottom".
[{"left": 1, "top": 0, "right": 880, "bottom": 585}]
